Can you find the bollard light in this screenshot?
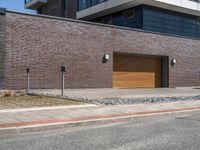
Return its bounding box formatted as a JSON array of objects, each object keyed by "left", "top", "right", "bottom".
[
  {"left": 26, "top": 68, "right": 30, "bottom": 73},
  {"left": 61, "top": 65, "right": 66, "bottom": 97},
  {"left": 61, "top": 65, "right": 66, "bottom": 72},
  {"left": 26, "top": 68, "right": 30, "bottom": 93}
]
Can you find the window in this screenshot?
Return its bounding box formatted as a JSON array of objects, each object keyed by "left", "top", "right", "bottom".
[
  {"left": 197, "top": 18, "right": 200, "bottom": 25},
  {"left": 189, "top": 0, "right": 200, "bottom": 3},
  {"left": 92, "top": 0, "right": 106, "bottom": 5},
  {"left": 78, "top": 0, "right": 107, "bottom": 11},
  {"left": 123, "top": 8, "right": 135, "bottom": 20},
  {"left": 62, "top": 0, "right": 66, "bottom": 11},
  {"left": 79, "top": 0, "right": 91, "bottom": 10},
  {"left": 37, "top": 8, "right": 42, "bottom": 14},
  {"left": 102, "top": 15, "right": 112, "bottom": 24}
]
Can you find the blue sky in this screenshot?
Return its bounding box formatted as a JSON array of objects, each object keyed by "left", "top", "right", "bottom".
[{"left": 0, "top": 0, "right": 36, "bottom": 13}]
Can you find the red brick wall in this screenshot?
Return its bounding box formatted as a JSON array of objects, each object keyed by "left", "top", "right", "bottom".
[
  {"left": 38, "top": 0, "right": 76, "bottom": 19},
  {"left": 3, "top": 12, "right": 200, "bottom": 89},
  {"left": 0, "top": 12, "right": 6, "bottom": 88}
]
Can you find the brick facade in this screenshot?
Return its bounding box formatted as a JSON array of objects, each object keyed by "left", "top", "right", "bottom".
[
  {"left": 38, "top": 0, "right": 76, "bottom": 19},
  {"left": 2, "top": 12, "right": 200, "bottom": 89},
  {"left": 0, "top": 11, "right": 6, "bottom": 88}
]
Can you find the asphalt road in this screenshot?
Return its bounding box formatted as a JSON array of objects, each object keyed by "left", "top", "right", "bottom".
[{"left": 0, "top": 111, "right": 200, "bottom": 150}]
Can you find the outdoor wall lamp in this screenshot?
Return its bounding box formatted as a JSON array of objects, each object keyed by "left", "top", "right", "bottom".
[
  {"left": 102, "top": 54, "right": 110, "bottom": 63},
  {"left": 171, "top": 59, "right": 177, "bottom": 66},
  {"left": 104, "top": 54, "right": 110, "bottom": 60}
]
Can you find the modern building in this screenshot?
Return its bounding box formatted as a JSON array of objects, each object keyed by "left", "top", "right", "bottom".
[
  {"left": 25, "top": 0, "right": 200, "bottom": 38},
  {"left": 0, "top": 1, "right": 199, "bottom": 90},
  {"left": 25, "top": 0, "right": 77, "bottom": 19}
]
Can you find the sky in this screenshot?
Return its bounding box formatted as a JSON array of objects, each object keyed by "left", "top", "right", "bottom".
[{"left": 0, "top": 0, "right": 36, "bottom": 13}]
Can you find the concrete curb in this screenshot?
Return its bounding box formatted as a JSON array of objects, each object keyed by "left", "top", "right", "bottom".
[{"left": 0, "top": 107, "right": 200, "bottom": 136}]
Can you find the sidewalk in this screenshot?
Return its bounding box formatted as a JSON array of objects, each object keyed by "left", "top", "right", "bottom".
[{"left": 0, "top": 100, "right": 200, "bottom": 135}]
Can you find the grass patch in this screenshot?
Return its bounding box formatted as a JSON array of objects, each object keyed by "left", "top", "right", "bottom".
[{"left": 0, "top": 94, "right": 84, "bottom": 109}]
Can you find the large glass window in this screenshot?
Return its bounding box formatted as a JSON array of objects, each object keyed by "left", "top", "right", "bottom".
[
  {"left": 197, "top": 18, "right": 200, "bottom": 25},
  {"left": 123, "top": 8, "right": 135, "bottom": 20},
  {"left": 78, "top": 0, "right": 107, "bottom": 11},
  {"left": 79, "top": 0, "right": 91, "bottom": 10},
  {"left": 92, "top": 0, "right": 106, "bottom": 5}
]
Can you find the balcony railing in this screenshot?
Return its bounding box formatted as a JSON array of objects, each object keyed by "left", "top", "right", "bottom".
[{"left": 25, "top": 0, "right": 47, "bottom": 9}]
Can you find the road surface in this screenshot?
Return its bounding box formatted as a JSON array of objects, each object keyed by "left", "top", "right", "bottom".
[{"left": 0, "top": 111, "right": 200, "bottom": 150}]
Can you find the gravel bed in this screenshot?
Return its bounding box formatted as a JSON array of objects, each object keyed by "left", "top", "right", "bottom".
[
  {"left": 81, "top": 95, "right": 200, "bottom": 105},
  {"left": 28, "top": 91, "right": 200, "bottom": 106}
]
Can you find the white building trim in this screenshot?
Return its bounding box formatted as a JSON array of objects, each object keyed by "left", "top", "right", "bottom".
[{"left": 77, "top": 0, "right": 200, "bottom": 20}]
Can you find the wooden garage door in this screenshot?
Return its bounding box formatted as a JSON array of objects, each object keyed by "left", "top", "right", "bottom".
[{"left": 113, "top": 54, "right": 161, "bottom": 88}]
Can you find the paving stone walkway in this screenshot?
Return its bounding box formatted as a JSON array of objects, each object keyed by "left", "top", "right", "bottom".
[{"left": 0, "top": 100, "right": 200, "bottom": 129}]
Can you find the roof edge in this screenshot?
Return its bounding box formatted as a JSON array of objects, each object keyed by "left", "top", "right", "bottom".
[{"left": 5, "top": 9, "right": 200, "bottom": 41}]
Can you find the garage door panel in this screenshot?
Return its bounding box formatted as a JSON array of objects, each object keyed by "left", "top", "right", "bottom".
[
  {"left": 113, "top": 56, "right": 160, "bottom": 72},
  {"left": 113, "top": 54, "right": 161, "bottom": 88}
]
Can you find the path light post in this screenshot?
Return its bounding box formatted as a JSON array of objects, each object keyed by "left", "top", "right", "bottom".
[
  {"left": 61, "top": 65, "right": 66, "bottom": 97},
  {"left": 26, "top": 68, "right": 30, "bottom": 93}
]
